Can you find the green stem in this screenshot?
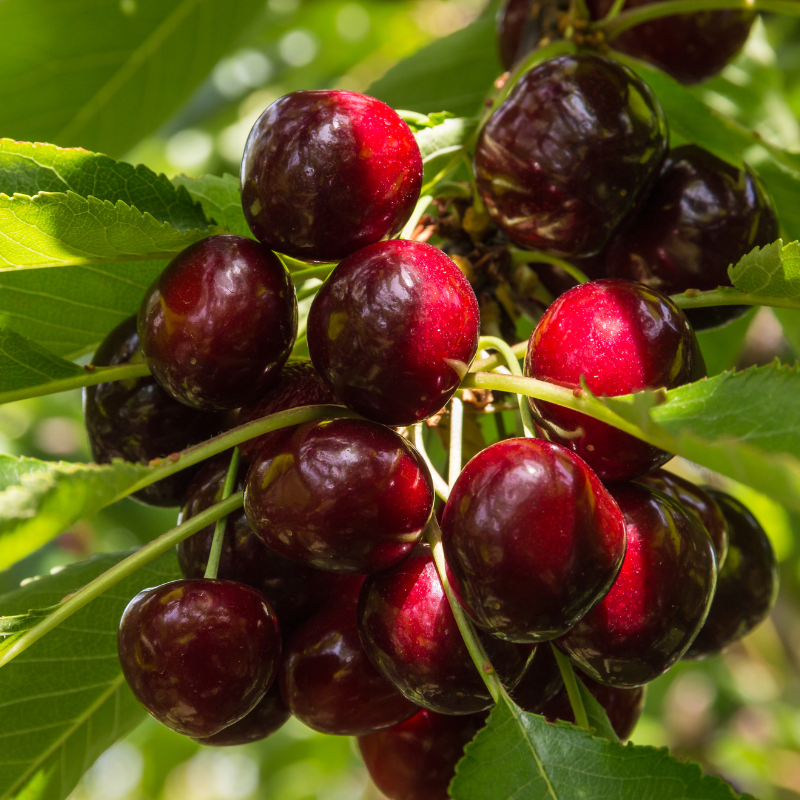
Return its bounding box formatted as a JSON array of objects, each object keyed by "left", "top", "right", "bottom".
[
  {"left": 510, "top": 249, "right": 590, "bottom": 285},
  {"left": 603, "top": 0, "right": 628, "bottom": 19},
  {"left": 0, "top": 361, "right": 152, "bottom": 406},
  {"left": 552, "top": 646, "right": 590, "bottom": 730},
  {"left": 413, "top": 424, "right": 450, "bottom": 501},
  {"left": 449, "top": 396, "right": 464, "bottom": 487},
  {"left": 420, "top": 151, "right": 465, "bottom": 196},
  {"left": 289, "top": 264, "right": 336, "bottom": 283},
  {"left": 204, "top": 447, "right": 241, "bottom": 580},
  {"left": 471, "top": 340, "right": 528, "bottom": 373},
  {"left": 401, "top": 195, "right": 434, "bottom": 240},
  {"left": 426, "top": 516, "right": 503, "bottom": 703},
  {"left": 0, "top": 492, "right": 244, "bottom": 669},
  {"left": 296, "top": 284, "right": 320, "bottom": 302},
  {"left": 671, "top": 286, "right": 800, "bottom": 311},
  {"left": 479, "top": 336, "right": 536, "bottom": 437}
]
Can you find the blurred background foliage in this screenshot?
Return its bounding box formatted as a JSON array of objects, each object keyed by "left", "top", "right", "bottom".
[{"left": 1, "top": 1, "right": 800, "bottom": 798}]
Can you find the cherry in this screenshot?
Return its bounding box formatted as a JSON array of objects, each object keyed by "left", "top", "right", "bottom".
[
  {"left": 177, "top": 457, "right": 350, "bottom": 633},
  {"left": 635, "top": 468, "right": 729, "bottom": 567},
  {"left": 474, "top": 54, "right": 667, "bottom": 258},
  {"left": 83, "top": 316, "right": 223, "bottom": 507},
  {"left": 586, "top": 0, "right": 754, "bottom": 85},
  {"left": 358, "top": 549, "right": 530, "bottom": 714},
  {"left": 196, "top": 682, "right": 290, "bottom": 747},
  {"left": 138, "top": 234, "right": 297, "bottom": 411},
  {"left": 607, "top": 145, "right": 779, "bottom": 330},
  {"left": 539, "top": 672, "right": 646, "bottom": 741},
  {"left": 237, "top": 359, "right": 340, "bottom": 463},
  {"left": 685, "top": 489, "right": 778, "bottom": 660},
  {"left": 524, "top": 279, "right": 706, "bottom": 482},
  {"left": 508, "top": 644, "right": 564, "bottom": 713},
  {"left": 280, "top": 594, "right": 419, "bottom": 735},
  {"left": 441, "top": 438, "right": 627, "bottom": 643},
  {"left": 496, "top": 0, "right": 568, "bottom": 71},
  {"left": 358, "top": 709, "right": 487, "bottom": 800},
  {"left": 556, "top": 483, "right": 717, "bottom": 687},
  {"left": 117, "top": 579, "right": 281, "bottom": 738},
  {"left": 307, "top": 240, "right": 480, "bottom": 426},
  {"left": 241, "top": 90, "right": 423, "bottom": 263}
]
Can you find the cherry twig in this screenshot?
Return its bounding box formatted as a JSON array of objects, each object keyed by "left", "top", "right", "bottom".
[
  {"left": 479, "top": 336, "right": 536, "bottom": 437},
  {"left": 670, "top": 286, "right": 800, "bottom": 311},
  {"left": 203, "top": 447, "right": 241, "bottom": 580},
  {"left": 413, "top": 424, "right": 450, "bottom": 501},
  {"left": 552, "top": 645, "right": 590, "bottom": 729},
  {"left": 449, "top": 395, "right": 464, "bottom": 487}
]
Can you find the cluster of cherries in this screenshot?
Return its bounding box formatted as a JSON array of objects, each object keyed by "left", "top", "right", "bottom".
[{"left": 80, "top": 18, "right": 780, "bottom": 799}]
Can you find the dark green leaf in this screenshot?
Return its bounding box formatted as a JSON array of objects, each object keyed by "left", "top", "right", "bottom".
[
  {"left": 729, "top": 240, "right": 800, "bottom": 301},
  {"left": 696, "top": 309, "right": 755, "bottom": 376},
  {"left": 0, "top": 327, "right": 82, "bottom": 394},
  {"left": 0, "top": 550, "right": 181, "bottom": 800},
  {"left": 171, "top": 173, "right": 251, "bottom": 237}
]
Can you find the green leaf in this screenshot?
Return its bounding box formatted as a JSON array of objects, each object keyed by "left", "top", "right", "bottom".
[
  {"left": 0, "top": 455, "right": 149, "bottom": 570},
  {"left": 450, "top": 698, "right": 749, "bottom": 800},
  {"left": 729, "top": 240, "right": 800, "bottom": 301},
  {"left": 171, "top": 173, "right": 251, "bottom": 237},
  {"left": 0, "top": 550, "right": 181, "bottom": 800},
  {"left": 0, "top": 139, "right": 208, "bottom": 231},
  {"left": 414, "top": 116, "right": 477, "bottom": 188},
  {"left": 696, "top": 309, "right": 755, "bottom": 376},
  {"left": 576, "top": 678, "right": 619, "bottom": 743},
  {"left": 0, "top": 0, "right": 265, "bottom": 158},
  {"left": 0, "top": 326, "right": 83, "bottom": 394}
]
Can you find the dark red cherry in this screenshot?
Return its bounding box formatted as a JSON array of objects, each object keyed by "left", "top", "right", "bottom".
[
  {"left": 587, "top": 0, "right": 754, "bottom": 85},
  {"left": 358, "top": 709, "right": 487, "bottom": 800},
  {"left": 117, "top": 579, "right": 281, "bottom": 737},
  {"left": 556, "top": 483, "right": 716, "bottom": 687},
  {"left": 358, "top": 549, "right": 529, "bottom": 714},
  {"left": 280, "top": 596, "right": 419, "bottom": 735},
  {"left": 245, "top": 417, "right": 434, "bottom": 573},
  {"left": 685, "top": 490, "right": 778, "bottom": 660},
  {"left": 508, "top": 645, "right": 564, "bottom": 713},
  {"left": 540, "top": 673, "right": 646, "bottom": 741},
  {"left": 607, "top": 145, "right": 778, "bottom": 330},
  {"left": 496, "top": 0, "right": 567, "bottom": 71},
  {"left": 635, "top": 468, "right": 729, "bottom": 567},
  {"left": 196, "top": 681, "right": 289, "bottom": 746},
  {"left": 177, "top": 457, "right": 350, "bottom": 632},
  {"left": 83, "top": 316, "right": 223, "bottom": 507},
  {"left": 241, "top": 90, "right": 423, "bottom": 263},
  {"left": 138, "top": 235, "right": 297, "bottom": 411},
  {"left": 237, "top": 359, "right": 340, "bottom": 463},
  {"left": 475, "top": 54, "right": 667, "bottom": 258},
  {"left": 441, "top": 438, "right": 626, "bottom": 643},
  {"left": 524, "top": 279, "right": 706, "bottom": 482},
  {"left": 307, "top": 240, "right": 480, "bottom": 426}
]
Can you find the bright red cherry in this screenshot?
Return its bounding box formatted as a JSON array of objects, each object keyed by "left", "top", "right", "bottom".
[
  {"left": 635, "top": 468, "right": 729, "bottom": 567},
  {"left": 524, "top": 279, "right": 706, "bottom": 482},
  {"left": 138, "top": 235, "right": 297, "bottom": 411},
  {"left": 586, "top": 0, "right": 754, "bottom": 85},
  {"left": 117, "top": 579, "right": 281, "bottom": 737},
  {"left": 475, "top": 54, "right": 667, "bottom": 258},
  {"left": 280, "top": 596, "right": 419, "bottom": 735},
  {"left": 237, "top": 359, "right": 340, "bottom": 463},
  {"left": 556, "top": 483, "right": 717, "bottom": 687},
  {"left": 307, "top": 240, "right": 480, "bottom": 426},
  {"left": 241, "top": 90, "right": 423, "bottom": 263},
  {"left": 83, "top": 316, "right": 223, "bottom": 507},
  {"left": 607, "top": 145, "right": 778, "bottom": 330},
  {"left": 685, "top": 490, "right": 778, "bottom": 660},
  {"left": 441, "top": 438, "right": 627, "bottom": 643},
  {"left": 245, "top": 417, "right": 434, "bottom": 573},
  {"left": 358, "top": 709, "right": 487, "bottom": 800},
  {"left": 508, "top": 644, "right": 564, "bottom": 713},
  {"left": 358, "top": 549, "right": 530, "bottom": 714}
]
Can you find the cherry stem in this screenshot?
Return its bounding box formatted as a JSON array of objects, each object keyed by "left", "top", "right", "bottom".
[
  {"left": 510, "top": 249, "right": 590, "bottom": 285},
  {"left": 288, "top": 264, "right": 336, "bottom": 283},
  {"left": 479, "top": 336, "right": 536, "bottom": 437},
  {"left": 671, "top": 286, "right": 800, "bottom": 311},
  {"left": 401, "top": 194, "right": 435, "bottom": 239},
  {"left": 414, "top": 424, "right": 450, "bottom": 501},
  {"left": 449, "top": 396, "right": 464, "bottom": 487},
  {"left": 0, "top": 492, "right": 244, "bottom": 669},
  {"left": 296, "top": 285, "right": 321, "bottom": 302},
  {"left": 603, "top": 0, "right": 628, "bottom": 20},
  {"left": 472, "top": 340, "right": 527, "bottom": 372},
  {"left": 425, "top": 515, "right": 504, "bottom": 703},
  {"left": 203, "top": 447, "right": 241, "bottom": 580},
  {"left": 551, "top": 645, "right": 590, "bottom": 730}
]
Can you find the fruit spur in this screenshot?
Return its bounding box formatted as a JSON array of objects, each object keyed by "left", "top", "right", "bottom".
[{"left": 96, "top": 35, "right": 780, "bottom": 800}]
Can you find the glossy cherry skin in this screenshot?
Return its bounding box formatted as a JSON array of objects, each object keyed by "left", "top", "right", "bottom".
[
  {"left": 358, "top": 709, "right": 487, "bottom": 800},
  {"left": 607, "top": 145, "right": 779, "bottom": 330},
  {"left": 441, "top": 438, "right": 627, "bottom": 643},
  {"left": 556, "top": 483, "right": 717, "bottom": 687},
  {"left": 280, "top": 596, "right": 419, "bottom": 735},
  {"left": 635, "top": 468, "right": 729, "bottom": 567},
  {"left": 138, "top": 235, "right": 297, "bottom": 411},
  {"left": 685, "top": 490, "right": 778, "bottom": 660},
  {"left": 508, "top": 644, "right": 564, "bottom": 713},
  {"left": 237, "top": 359, "right": 340, "bottom": 463},
  {"left": 177, "top": 457, "right": 350, "bottom": 633},
  {"left": 117, "top": 579, "right": 281, "bottom": 738},
  {"left": 475, "top": 54, "right": 667, "bottom": 258},
  {"left": 241, "top": 90, "right": 422, "bottom": 263},
  {"left": 540, "top": 673, "right": 646, "bottom": 741},
  {"left": 587, "top": 0, "right": 754, "bottom": 85},
  {"left": 525, "top": 279, "right": 706, "bottom": 482},
  {"left": 83, "top": 316, "right": 223, "bottom": 507},
  {"left": 196, "top": 682, "right": 289, "bottom": 746},
  {"left": 245, "top": 417, "right": 434, "bottom": 573},
  {"left": 307, "top": 240, "right": 480, "bottom": 426},
  {"left": 358, "top": 550, "right": 529, "bottom": 714}
]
